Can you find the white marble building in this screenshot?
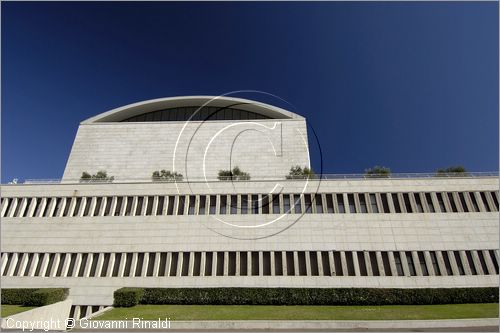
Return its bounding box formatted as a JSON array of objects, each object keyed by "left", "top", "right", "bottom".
[{"left": 1, "top": 96, "right": 498, "bottom": 319}]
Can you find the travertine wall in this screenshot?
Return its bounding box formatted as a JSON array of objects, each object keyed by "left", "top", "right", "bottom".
[
  {"left": 62, "top": 119, "right": 310, "bottom": 182},
  {"left": 1, "top": 177, "right": 498, "bottom": 305}
]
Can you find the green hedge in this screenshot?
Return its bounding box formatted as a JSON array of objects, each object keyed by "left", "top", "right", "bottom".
[
  {"left": 113, "top": 287, "right": 499, "bottom": 307},
  {"left": 114, "top": 288, "right": 144, "bottom": 307},
  {"left": 1, "top": 288, "right": 68, "bottom": 306}
]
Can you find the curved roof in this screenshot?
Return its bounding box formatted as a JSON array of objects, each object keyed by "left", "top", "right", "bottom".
[{"left": 82, "top": 96, "right": 303, "bottom": 124}]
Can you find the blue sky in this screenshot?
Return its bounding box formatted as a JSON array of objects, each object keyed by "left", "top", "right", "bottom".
[{"left": 2, "top": 2, "right": 498, "bottom": 182}]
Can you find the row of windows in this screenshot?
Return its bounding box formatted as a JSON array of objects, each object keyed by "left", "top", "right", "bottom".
[
  {"left": 121, "top": 106, "right": 273, "bottom": 122},
  {"left": 2, "top": 249, "right": 498, "bottom": 278},
  {"left": 1, "top": 191, "right": 498, "bottom": 219}
]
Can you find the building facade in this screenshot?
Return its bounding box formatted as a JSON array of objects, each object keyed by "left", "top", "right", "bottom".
[{"left": 1, "top": 96, "right": 499, "bottom": 319}]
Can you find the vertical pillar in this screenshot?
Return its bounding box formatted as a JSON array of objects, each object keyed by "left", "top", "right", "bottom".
[
  {"left": 471, "top": 251, "right": 485, "bottom": 275},
  {"left": 424, "top": 251, "right": 436, "bottom": 276},
  {"left": 293, "top": 251, "right": 299, "bottom": 276},
  {"left": 282, "top": 252, "right": 288, "bottom": 276},
  {"left": 317, "top": 251, "right": 324, "bottom": 276},
  {"left": 83, "top": 254, "right": 94, "bottom": 277},
  {"left": 130, "top": 253, "right": 138, "bottom": 277},
  {"left": 328, "top": 251, "right": 335, "bottom": 276},
  {"left": 211, "top": 252, "right": 217, "bottom": 276},
  {"left": 177, "top": 252, "right": 184, "bottom": 276},
  {"left": 376, "top": 252, "right": 385, "bottom": 276},
  {"left": 387, "top": 252, "right": 397, "bottom": 276},
  {"left": 153, "top": 253, "right": 161, "bottom": 277},
  {"left": 141, "top": 253, "right": 149, "bottom": 277},
  {"left": 247, "top": 251, "right": 252, "bottom": 276},
  {"left": 435, "top": 251, "right": 448, "bottom": 276},
  {"left": 236, "top": 252, "right": 241, "bottom": 276},
  {"left": 117, "top": 254, "right": 126, "bottom": 277},
  {"left": 447, "top": 251, "right": 460, "bottom": 275},
  {"left": 352, "top": 252, "right": 360, "bottom": 276},
  {"left": 61, "top": 254, "right": 72, "bottom": 277},
  {"left": 38, "top": 254, "right": 50, "bottom": 277},
  {"left": 28, "top": 253, "right": 40, "bottom": 277},
  {"left": 258, "top": 251, "right": 263, "bottom": 276},
  {"left": 482, "top": 250, "right": 496, "bottom": 274},
  {"left": 200, "top": 252, "right": 206, "bottom": 277},
  {"left": 411, "top": 251, "right": 422, "bottom": 276},
  {"left": 49, "top": 253, "right": 61, "bottom": 277},
  {"left": 340, "top": 251, "right": 349, "bottom": 276},
  {"left": 188, "top": 252, "right": 195, "bottom": 276},
  {"left": 459, "top": 251, "right": 472, "bottom": 275},
  {"left": 364, "top": 252, "right": 373, "bottom": 276},
  {"left": 106, "top": 253, "right": 116, "bottom": 277},
  {"left": 18, "top": 254, "right": 29, "bottom": 277},
  {"left": 399, "top": 251, "right": 411, "bottom": 276}
]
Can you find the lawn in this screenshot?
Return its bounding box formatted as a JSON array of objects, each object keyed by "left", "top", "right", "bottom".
[
  {"left": 97, "top": 303, "right": 499, "bottom": 321},
  {"left": 1, "top": 305, "right": 36, "bottom": 318}
]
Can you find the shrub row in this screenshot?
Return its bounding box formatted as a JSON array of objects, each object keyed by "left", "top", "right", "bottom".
[
  {"left": 113, "top": 288, "right": 144, "bottom": 307},
  {"left": 1, "top": 288, "right": 69, "bottom": 306},
  {"left": 113, "top": 287, "right": 499, "bottom": 307}
]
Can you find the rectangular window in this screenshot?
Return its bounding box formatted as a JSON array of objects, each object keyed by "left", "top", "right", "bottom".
[
  {"left": 441, "top": 251, "right": 453, "bottom": 275},
  {"left": 63, "top": 198, "right": 72, "bottom": 217},
  {"left": 394, "top": 252, "right": 404, "bottom": 276},
  {"left": 146, "top": 196, "right": 154, "bottom": 216},
  {"left": 392, "top": 194, "right": 402, "bottom": 213},
  {"left": 402, "top": 193, "right": 413, "bottom": 213},
  {"left": 458, "top": 193, "right": 469, "bottom": 212},
  {"left": 326, "top": 195, "right": 334, "bottom": 213},
  {"left": 252, "top": 195, "right": 259, "bottom": 214},
  {"left": 93, "top": 197, "right": 102, "bottom": 216},
  {"left": 293, "top": 194, "right": 302, "bottom": 214},
  {"left": 283, "top": 195, "right": 291, "bottom": 213},
  {"left": 230, "top": 195, "right": 238, "bottom": 214},
  {"left": 209, "top": 196, "right": 216, "bottom": 215},
  {"left": 262, "top": 195, "right": 269, "bottom": 214},
  {"left": 469, "top": 193, "right": 479, "bottom": 212},
  {"left": 315, "top": 194, "right": 323, "bottom": 213},
  {"left": 436, "top": 193, "right": 447, "bottom": 212},
  {"left": 304, "top": 195, "right": 312, "bottom": 213},
  {"left": 188, "top": 196, "right": 196, "bottom": 215},
  {"left": 490, "top": 191, "right": 499, "bottom": 211},
  {"left": 369, "top": 194, "right": 378, "bottom": 213},
  {"left": 447, "top": 193, "right": 458, "bottom": 212},
  {"left": 381, "top": 252, "right": 392, "bottom": 276},
  {"left": 114, "top": 197, "right": 123, "bottom": 216},
  {"left": 477, "top": 251, "right": 490, "bottom": 274},
  {"left": 347, "top": 194, "right": 356, "bottom": 213},
  {"left": 489, "top": 250, "right": 499, "bottom": 274},
  {"left": 83, "top": 198, "right": 92, "bottom": 216},
  {"left": 337, "top": 194, "right": 345, "bottom": 213},
  {"left": 135, "top": 197, "right": 144, "bottom": 216},
  {"left": 42, "top": 198, "right": 52, "bottom": 217},
  {"left": 380, "top": 193, "right": 390, "bottom": 213},
  {"left": 418, "top": 252, "right": 428, "bottom": 276},
  {"left": 414, "top": 194, "right": 423, "bottom": 213},
  {"left": 369, "top": 252, "right": 379, "bottom": 276},
  {"left": 272, "top": 194, "right": 280, "bottom": 214},
  {"left": 157, "top": 196, "right": 165, "bottom": 215},
  {"left": 358, "top": 194, "right": 367, "bottom": 213},
  {"left": 405, "top": 252, "right": 416, "bottom": 276},
  {"left": 53, "top": 198, "right": 63, "bottom": 217},
  {"left": 430, "top": 252, "right": 441, "bottom": 276},
  {"left": 199, "top": 196, "right": 206, "bottom": 215},
  {"left": 466, "top": 251, "right": 477, "bottom": 275},
  {"left": 453, "top": 251, "right": 465, "bottom": 275},
  {"left": 357, "top": 252, "right": 368, "bottom": 276},
  {"left": 241, "top": 195, "right": 248, "bottom": 214},
  {"left": 73, "top": 198, "right": 82, "bottom": 217},
  {"left": 480, "top": 192, "right": 492, "bottom": 212},
  {"left": 219, "top": 196, "right": 227, "bottom": 214},
  {"left": 425, "top": 193, "right": 435, "bottom": 212},
  {"left": 104, "top": 197, "right": 113, "bottom": 216},
  {"left": 167, "top": 197, "right": 175, "bottom": 215},
  {"left": 177, "top": 196, "right": 185, "bottom": 215}
]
